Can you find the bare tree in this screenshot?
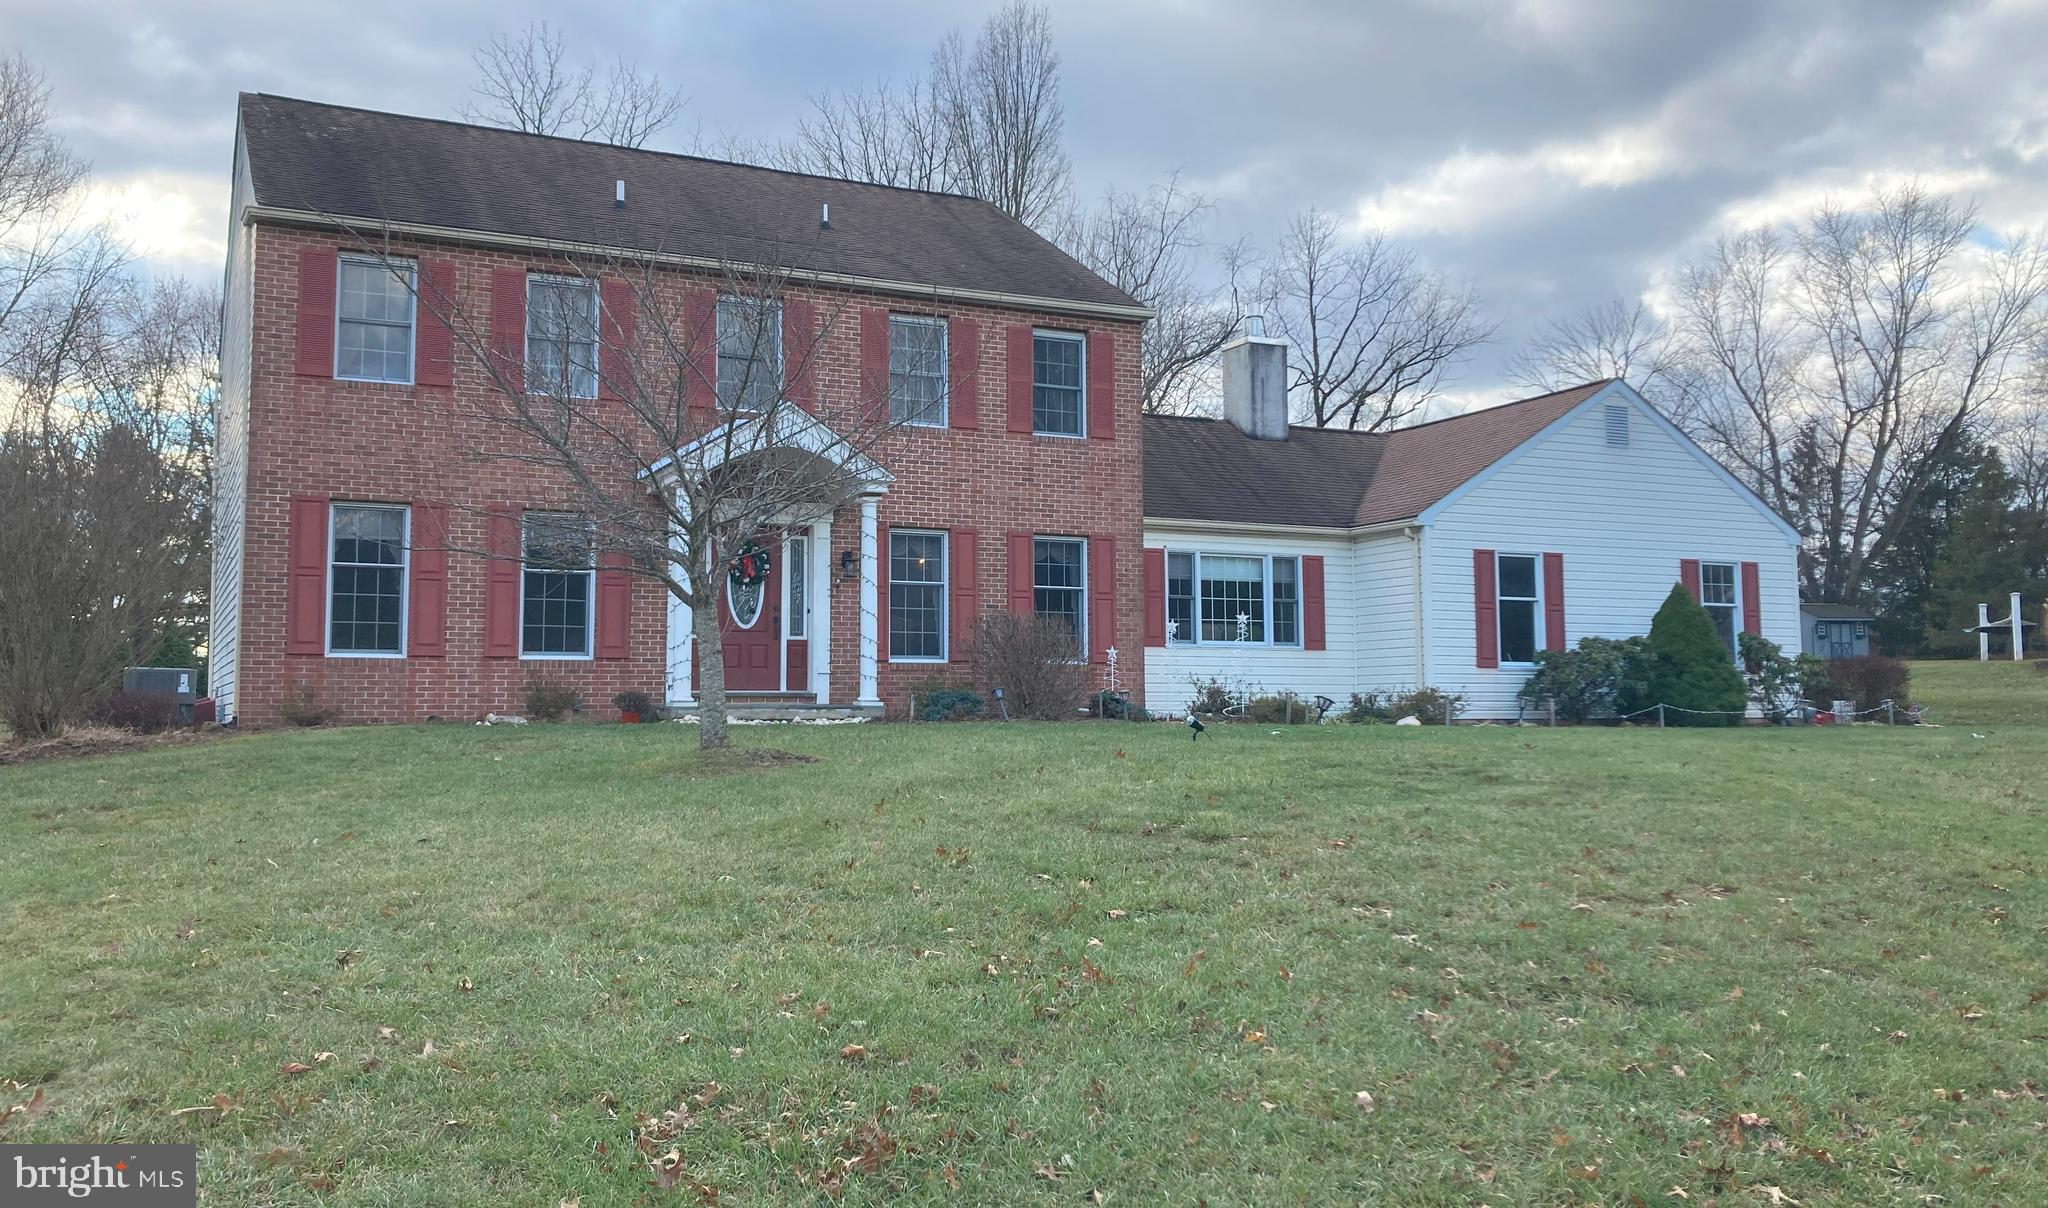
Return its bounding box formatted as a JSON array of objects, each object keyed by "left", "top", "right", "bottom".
[
  {"left": 346, "top": 231, "right": 935, "bottom": 751},
  {"left": 463, "top": 22, "right": 685, "bottom": 148},
  {"left": 777, "top": 3, "right": 1069, "bottom": 228},
  {"left": 0, "top": 54, "right": 90, "bottom": 362},
  {"left": 775, "top": 79, "right": 955, "bottom": 193},
  {"left": 1508, "top": 297, "right": 1686, "bottom": 402},
  {"left": 1256, "top": 208, "right": 1493, "bottom": 431},
  {"left": 1058, "top": 175, "right": 1241, "bottom": 414},
  {"left": 933, "top": 1, "right": 1070, "bottom": 227}
]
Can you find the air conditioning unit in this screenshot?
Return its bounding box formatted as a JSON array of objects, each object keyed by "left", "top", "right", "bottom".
[{"left": 124, "top": 666, "right": 199, "bottom": 724}]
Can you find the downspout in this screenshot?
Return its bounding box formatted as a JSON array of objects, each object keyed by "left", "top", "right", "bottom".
[{"left": 1408, "top": 525, "right": 1426, "bottom": 688}]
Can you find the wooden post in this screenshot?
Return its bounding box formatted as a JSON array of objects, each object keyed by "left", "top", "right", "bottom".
[{"left": 1547, "top": 700, "right": 1557, "bottom": 728}]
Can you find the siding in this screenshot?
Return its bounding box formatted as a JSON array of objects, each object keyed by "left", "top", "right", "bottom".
[
  {"left": 1352, "top": 528, "right": 1420, "bottom": 692},
  {"left": 1421, "top": 389, "right": 1800, "bottom": 718},
  {"left": 1141, "top": 527, "right": 1362, "bottom": 712},
  {"left": 208, "top": 134, "right": 257, "bottom": 722}
]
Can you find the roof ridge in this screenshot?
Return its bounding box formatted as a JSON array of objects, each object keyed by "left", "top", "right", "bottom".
[
  {"left": 1383, "top": 378, "right": 1616, "bottom": 436},
  {"left": 241, "top": 91, "right": 1000, "bottom": 208}
]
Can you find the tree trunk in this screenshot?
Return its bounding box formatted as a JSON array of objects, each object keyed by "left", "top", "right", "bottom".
[{"left": 691, "top": 583, "right": 730, "bottom": 750}]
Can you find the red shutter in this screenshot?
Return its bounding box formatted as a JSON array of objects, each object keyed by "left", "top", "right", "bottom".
[
  {"left": 877, "top": 522, "right": 891, "bottom": 660},
  {"left": 599, "top": 277, "right": 637, "bottom": 401},
  {"left": 1089, "top": 534, "right": 1116, "bottom": 664},
  {"left": 948, "top": 317, "right": 979, "bottom": 429},
  {"left": 286, "top": 495, "right": 329, "bottom": 655},
  {"left": 950, "top": 528, "right": 978, "bottom": 661},
  {"left": 1741, "top": 560, "right": 1762, "bottom": 635},
  {"left": 595, "top": 551, "right": 631, "bottom": 659},
  {"left": 1473, "top": 549, "right": 1499, "bottom": 669},
  {"left": 1087, "top": 329, "right": 1116, "bottom": 441},
  {"left": 489, "top": 268, "right": 526, "bottom": 394},
  {"left": 860, "top": 307, "right": 890, "bottom": 424},
  {"left": 408, "top": 501, "right": 448, "bottom": 657},
  {"left": 294, "top": 248, "right": 337, "bottom": 378},
  {"left": 1141, "top": 547, "right": 1166, "bottom": 647},
  {"left": 415, "top": 260, "right": 455, "bottom": 387},
  {"left": 1680, "top": 558, "right": 1702, "bottom": 601},
  {"left": 1006, "top": 325, "right": 1034, "bottom": 434},
  {"left": 684, "top": 288, "right": 715, "bottom": 416},
  {"left": 783, "top": 296, "right": 815, "bottom": 412},
  {"left": 1542, "top": 551, "right": 1566, "bottom": 652},
  {"left": 1302, "top": 554, "right": 1327, "bottom": 651},
  {"left": 484, "top": 506, "right": 521, "bottom": 658},
  {"left": 1007, "top": 532, "right": 1035, "bottom": 615}
]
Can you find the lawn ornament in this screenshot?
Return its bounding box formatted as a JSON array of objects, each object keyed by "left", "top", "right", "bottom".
[{"left": 1187, "top": 713, "right": 1206, "bottom": 741}]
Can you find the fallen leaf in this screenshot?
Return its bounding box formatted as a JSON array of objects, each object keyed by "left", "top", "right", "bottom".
[
  {"left": 1353, "top": 1091, "right": 1376, "bottom": 1113},
  {"left": 1724, "top": 986, "right": 1743, "bottom": 1003},
  {"left": 1759, "top": 1187, "right": 1800, "bottom": 1206},
  {"left": 840, "top": 1044, "right": 867, "bottom": 1061},
  {"left": 1105, "top": 909, "right": 1127, "bottom": 921},
  {"left": 648, "top": 1149, "right": 686, "bottom": 1191},
  {"left": 280, "top": 1062, "right": 313, "bottom": 1076},
  {"left": 375, "top": 1026, "right": 398, "bottom": 1042},
  {"left": 457, "top": 977, "right": 474, "bottom": 993}
]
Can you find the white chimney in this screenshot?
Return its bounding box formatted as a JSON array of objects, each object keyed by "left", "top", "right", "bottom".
[{"left": 1221, "top": 315, "right": 1288, "bottom": 440}]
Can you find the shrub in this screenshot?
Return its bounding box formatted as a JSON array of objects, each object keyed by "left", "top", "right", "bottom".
[
  {"left": 280, "top": 682, "right": 337, "bottom": 727},
  {"left": 1827, "top": 654, "right": 1911, "bottom": 716},
  {"left": 1388, "top": 686, "right": 1464, "bottom": 725},
  {"left": 1518, "top": 636, "right": 1651, "bottom": 722},
  {"left": 1344, "top": 691, "right": 1393, "bottom": 723},
  {"left": 969, "top": 615, "right": 1091, "bottom": 720},
  {"left": 1641, "top": 585, "right": 1747, "bottom": 726},
  {"left": 523, "top": 675, "right": 580, "bottom": 722},
  {"left": 1184, "top": 676, "right": 1243, "bottom": 717},
  {"left": 919, "top": 688, "right": 985, "bottom": 721},
  {"left": 611, "top": 690, "right": 654, "bottom": 717},
  {"left": 1245, "top": 693, "right": 1318, "bottom": 724},
  {"left": 87, "top": 690, "right": 178, "bottom": 734}
]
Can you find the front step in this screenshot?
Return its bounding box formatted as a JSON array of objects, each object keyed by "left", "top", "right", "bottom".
[{"left": 665, "top": 700, "right": 881, "bottom": 724}]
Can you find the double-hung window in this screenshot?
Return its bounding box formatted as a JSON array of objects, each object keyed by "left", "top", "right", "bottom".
[
  {"left": 336, "top": 256, "right": 415, "bottom": 383},
  {"left": 526, "top": 275, "right": 599, "bottom": 398},
  {"left": 1496, "top": 554, "right": 1540, "bottom": 665},
  {"left": 1163, "top": 551, "right": 1301, "bottom": 646},
  {"left": 1032, "top": 537, "right": 1087, "bottom": 658},
  {"left": 889, "top": 315, "right": 948, "bottom": 426},
  {"left": 521, "top": 513, "right": 594, "bottom": 657},
  {"left": 888, "top": 530, "right": 947, "bottom": 660},
  {"left": 1032, "top": 331, "right": 1084, "bottom": 437},
  {"left": 716, "top": 295, "right": 782, "bottom": 412},
  {"left": 1700, "top": 561, "right": 1739, "bottom": 658},
  {"left": 329, "top": 503, "right": 407, "bottom": 655}
]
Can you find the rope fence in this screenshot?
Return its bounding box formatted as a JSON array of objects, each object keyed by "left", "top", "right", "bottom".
[{"left": 1612, "top": 698, "right": 1923, "bottom": 726}]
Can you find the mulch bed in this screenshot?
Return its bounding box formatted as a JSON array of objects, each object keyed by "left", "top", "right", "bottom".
[{"left": 0, "top": 725, "right": 228, "bottom": 767}]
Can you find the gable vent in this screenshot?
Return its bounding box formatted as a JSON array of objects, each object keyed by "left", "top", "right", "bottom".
[{"left": 1604, "top": 403, "right": 1630, "bottom": 447}]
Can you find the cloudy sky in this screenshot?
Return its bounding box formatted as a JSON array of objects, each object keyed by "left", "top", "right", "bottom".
[{"left": 6, "top": 0, "right": 2047, "bottom": 400}]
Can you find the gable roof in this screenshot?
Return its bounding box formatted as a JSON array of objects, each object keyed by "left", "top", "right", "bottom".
[
  {"left": 235, "top": 93, "right": 1142, "bottom": 316},
  {"left": 1799, "top": 601, "right": 1876, "bottom": 620},
  {"left": 1144, "top": 380, "right": 1613, "bottom": 529}
]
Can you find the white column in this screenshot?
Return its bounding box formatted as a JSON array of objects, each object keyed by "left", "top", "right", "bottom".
[
  {"left": 666, "top": 522, "right": 694, "bottom": 704},
  {"left": 811, "top": 516, "right": 833, "bottom": 704},
  {"left": 1979, "top": 602, "right": 1991, "bottom": 663},
  {"left": 856, "top": 495, "right": 882, "bottom": 707},
  {"left": 2012, "top": 591, "right": 2026, "bottom": 662}
]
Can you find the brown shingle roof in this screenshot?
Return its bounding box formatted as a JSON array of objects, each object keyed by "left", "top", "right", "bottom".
[
  {"left": 1143, "top": 380, "right": 1614, "bottom": 528},
  {"left": 237, "top": 93, "right": 1142, "bottom": 314}
]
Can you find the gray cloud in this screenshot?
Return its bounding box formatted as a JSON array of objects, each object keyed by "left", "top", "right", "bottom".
[{"left": 4, "top": 0, "right": 2041, "bottom": 398}]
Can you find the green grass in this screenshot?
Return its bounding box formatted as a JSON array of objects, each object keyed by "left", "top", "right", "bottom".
[
  {"left": 1909, "top": 657, "right": 2048, "bottom": 727},
  {"left": 2, "top": 672, "right": 2045, "bottom": 1204}
]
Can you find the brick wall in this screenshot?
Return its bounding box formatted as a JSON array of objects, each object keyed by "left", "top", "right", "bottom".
[{"left": 230, "top": 223, "right": 1145, "bottom": 726}]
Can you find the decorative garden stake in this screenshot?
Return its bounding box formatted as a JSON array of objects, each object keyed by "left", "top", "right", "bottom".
[
  {"left": 1104, "top": 647, "right": 1119, "bottom": 693},
  {"left": 1236, "top": 612, "right": 1251, "bottom": 643}
]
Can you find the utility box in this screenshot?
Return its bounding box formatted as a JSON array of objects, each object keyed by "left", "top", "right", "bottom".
[{"left": 124, "top": 666, "right": 199, "bottom": 724}]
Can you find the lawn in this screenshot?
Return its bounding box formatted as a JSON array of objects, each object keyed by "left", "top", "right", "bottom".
[{"left": 2, "top": 666, "right": 2044, "bottom": 1204}]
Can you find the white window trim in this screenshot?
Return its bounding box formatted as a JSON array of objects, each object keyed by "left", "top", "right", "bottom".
[
  {"left": 889, "top": 314, "right": 950, "bottom": 428},
  {"left": 1031, "top": 328, "right": 1087, "bottom": 439},
  {"left": 1033, "top": 535, "right": 1089, "bottom": 661},
  {"left": 886, "top": 528, "right": 949, "bottom": 663},
  {"left": 519, "top": 513, "right": 596, "bottom": 660},
  {"left": 333, "top": 254, "right": 417, "bottom": 385},
  {"left": 325, "top": 501, "right": 409, "bottom": 659},
  {"left": 1697, "top": 558, "right": 1742, "bottom": 662},
  {"left": 1496, "top": 552, "right": 1543, "bottom": 669},
  {"left": 1164, "top": 550, "right": 1302, "bottom": 648},
  {"left": 523, "top": 273, "right": 601, "bottom": 400},
  {"left": 716, "top": 293, "right": 785, "bottom": 411}
]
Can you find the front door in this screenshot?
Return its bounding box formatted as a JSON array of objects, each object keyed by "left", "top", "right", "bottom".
[{"left": 720, "top": 538, "right": 780, "bottom": 690}]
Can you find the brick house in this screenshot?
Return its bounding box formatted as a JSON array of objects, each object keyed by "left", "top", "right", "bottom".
[{"left": 211, "top": 95, "right": 1153, "bottom": 726}]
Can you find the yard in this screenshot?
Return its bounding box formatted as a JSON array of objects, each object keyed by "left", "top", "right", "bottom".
[{"left": 2, "top": 665, "right": 2044, "bottom": 1204}]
